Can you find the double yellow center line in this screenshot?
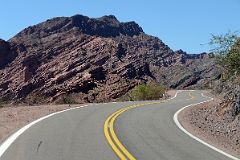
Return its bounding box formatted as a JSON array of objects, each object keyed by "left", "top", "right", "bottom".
[
  {"left": 104, "top": 102, "right": 162, "bottom": 160},
  {"left": 188, "top": 92, "right": 195, "bottom": 100},
  {"left": 104, "top": 91, "right": 195, "bottom": 160}
]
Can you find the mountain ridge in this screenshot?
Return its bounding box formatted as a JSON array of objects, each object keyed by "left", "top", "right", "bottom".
[{"left": 0, "top": 14, "right": 220, "bottom": 104}]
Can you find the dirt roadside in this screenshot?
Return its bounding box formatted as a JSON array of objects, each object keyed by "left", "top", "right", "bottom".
[
  {"left": 179, "top": 92, "right": 240, "bottom": 157},
  {"left": 0, "top": 104, "right": 84, "bottom": 144}
]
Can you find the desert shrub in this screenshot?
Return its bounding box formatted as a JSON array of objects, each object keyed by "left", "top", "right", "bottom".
[
  {"left": 117, "top": 92, "right": 134, "bottom": 101},
  {"left": 210, "top": 31, "right": 240, "bottom": 76},
  {"left": 131, "top": 83, "right": 166, "bottom": 101}
]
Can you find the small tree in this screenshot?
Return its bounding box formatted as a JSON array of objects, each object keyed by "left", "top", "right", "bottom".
[{"left": 210, "top": 31, "right": 240, "bottom": 76}]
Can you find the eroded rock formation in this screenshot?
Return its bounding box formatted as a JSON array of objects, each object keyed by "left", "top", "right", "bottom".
[{"left": 0, "top": 14, "right": 220, "bottom": 103}]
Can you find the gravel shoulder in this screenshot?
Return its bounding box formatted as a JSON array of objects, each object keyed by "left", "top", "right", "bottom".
[{"left": 179, "top": 92, "right": 240, "bottom": 158}]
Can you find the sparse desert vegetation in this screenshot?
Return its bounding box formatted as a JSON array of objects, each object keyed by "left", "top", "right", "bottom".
[
  {"left": 122, "top": 83, "right": 166, "bottom": 101},
  {"left": 131, "top": 83, "right": 166, "bottom": 100}
]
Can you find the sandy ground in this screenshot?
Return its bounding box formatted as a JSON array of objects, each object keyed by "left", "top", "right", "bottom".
[{"left": 179, "top": 93, "right": 240, "bottom": 158}]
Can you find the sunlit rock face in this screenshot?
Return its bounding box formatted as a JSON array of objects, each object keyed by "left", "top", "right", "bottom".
[{"left": 0, "top": 14, "right": 220, "bottom": 103}]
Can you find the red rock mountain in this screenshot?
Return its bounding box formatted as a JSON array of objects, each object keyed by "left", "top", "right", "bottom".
[{"left": 0, "top": 14, "right": 220, "bottom": 104}]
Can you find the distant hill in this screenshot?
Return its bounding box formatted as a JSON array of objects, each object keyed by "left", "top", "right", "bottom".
[{"left": 0, "top": 14, "right": 220, "bottom": 104}]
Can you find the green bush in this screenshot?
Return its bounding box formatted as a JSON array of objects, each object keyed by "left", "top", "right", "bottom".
[
  {"left": 225, "top": 39, "right": 240, "bottom": 75},
  {"left": 210, "top": 32, "right": 240, "bottom": 76},
  {"left": 131, "top": 83, "right": 166, "bottom": 101}
]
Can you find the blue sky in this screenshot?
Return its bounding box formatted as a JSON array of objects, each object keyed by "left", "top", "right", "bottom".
[{"left": 0, "top": 0, "right": 239, "bottom": 53}]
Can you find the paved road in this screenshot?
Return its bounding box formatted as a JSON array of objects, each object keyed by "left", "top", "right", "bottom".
[{"left": 0, "top": 91, "right": 235, "bottom": 160}]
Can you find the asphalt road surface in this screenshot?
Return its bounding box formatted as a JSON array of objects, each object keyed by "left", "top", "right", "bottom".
[{"left": 0, "top": 90, "right": 236, "bottom": 160}]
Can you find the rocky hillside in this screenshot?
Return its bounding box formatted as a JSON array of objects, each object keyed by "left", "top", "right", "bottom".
[
  {"left": 214, "top": 76, "right": 240, "bottom": 117},
  {"left": 0, "top": 14, "right": 220, "bottom": 104}
]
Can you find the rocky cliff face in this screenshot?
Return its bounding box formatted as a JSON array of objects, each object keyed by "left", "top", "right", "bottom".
[{"left": 0, "top": 14, "right": 220, "bottom": 104}]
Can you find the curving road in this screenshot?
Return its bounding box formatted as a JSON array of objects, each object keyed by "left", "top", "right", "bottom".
[{"left": 0, "top": 90, "right": 237, "bottom": 160}]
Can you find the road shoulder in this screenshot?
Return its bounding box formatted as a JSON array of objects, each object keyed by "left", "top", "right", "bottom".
[
  {"left": 0, "top": 104, "right": 83, "bottom": 144},
  {"left": 178, "top": 93, "right": 240, "bottom": 158}
]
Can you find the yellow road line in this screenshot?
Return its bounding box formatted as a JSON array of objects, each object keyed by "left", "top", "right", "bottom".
[
  {"left": 109, "top": 108, "right": 136, "bottom": 160},
  {"left": 104, "top": 109, "right": 128, "bottom": 160},
  {"left": 188, "top": 92, "right": 195, "bottom": 99},
  {"left": 104, "top": 103, "right": 159, "bottom": 160},
  {"left": 104, "top": 91, "right": 193, "bottom": 160}
]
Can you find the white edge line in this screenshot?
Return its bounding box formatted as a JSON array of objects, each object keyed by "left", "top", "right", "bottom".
[
  {"left": 0, "top": 90, "right": 180, "bottom": 158},
  {"left": 0, "top": 104, "right": 88, "bottom": 158},
  {"left": 173, "top": 92, "right": 240, "bottom": 160},
  {"left": 167, "top": 90, "right": 179, "bottom": 100}
]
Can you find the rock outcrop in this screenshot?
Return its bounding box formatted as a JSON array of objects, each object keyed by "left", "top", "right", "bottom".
[
  {"left": 0, "top": 14, "right": 220, "bottom": 104},
  {"left": 214, "top": 75, "right": 240, "bottom": 121}
]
